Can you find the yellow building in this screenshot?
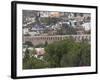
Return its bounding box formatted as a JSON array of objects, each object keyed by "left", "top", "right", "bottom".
[{"left": 49, "top": 12, "right": 61, "bottom": 18}]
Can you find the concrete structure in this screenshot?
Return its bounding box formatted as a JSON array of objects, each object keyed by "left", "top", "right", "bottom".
[{"left": 23, "top": 35, "right": 91, "bottom": 46}]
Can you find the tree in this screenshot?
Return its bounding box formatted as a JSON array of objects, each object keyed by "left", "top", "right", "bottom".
[
  {"left": 23, "top": 47, "right": 48, "bottom": 69},
  {"left": 44, "top": 38, "right": 90, "bottom": 68},
  {"left": 44, "top": 41, "right": 48, "bottom": 47},
  {"left": 23, "top": 38, "right": 91, "bottom": 69},
  {"left": 44, "top": 39, "right": 75, "bottom": 67},
  {"left": 24, "top": 48, "right": 30, "bottom": 61},
  {"left": 77, "top": 42, "right": 91, "bottom": 66},
  {"left": 24, "top": 41, "right": 33, "bottom": 47},
  {"left": 23, "top": 48, "right": 30, "bottom": 69},
  {"left": 60, "top": 42, "right": 81, "bottom": 67},
  {"left": 23, "top": 56, "right": 48, "bottom": 69}
]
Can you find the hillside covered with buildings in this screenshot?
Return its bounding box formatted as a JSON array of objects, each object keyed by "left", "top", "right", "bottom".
[{"left": 22, "top": 10, "right": 91, "bottom": 69}]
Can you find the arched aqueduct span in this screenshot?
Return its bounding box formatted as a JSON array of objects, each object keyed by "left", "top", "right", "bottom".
[{"left": 23, "top": 35, "right": 91, "bottom": 46}]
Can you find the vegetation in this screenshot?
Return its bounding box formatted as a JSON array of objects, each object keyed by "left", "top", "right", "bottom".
[
  {"left": 23, "top": 38, "right": 90, "bottom": 69},
  {"left": 23, "top": 48, "right": 48, "bottom": 69},
  {"left": 23, "top": 56, "right": 48, "bottom": 69},
  {"left": 44, "top": 39, "right": 90, "bottom": 67},
  {"left": 24, "top": 41, "right": 33, "bottom": 47}
]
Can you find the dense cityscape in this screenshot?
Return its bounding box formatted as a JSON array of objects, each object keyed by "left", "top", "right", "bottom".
[
  {"left": 22, "top": 10, "right": 91, "bottom": 69},
  {"left": 23, "top": 10, "right": 90, "bottom": 36}
]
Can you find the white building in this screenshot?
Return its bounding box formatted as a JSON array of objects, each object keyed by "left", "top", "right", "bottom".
[
  {"left": 40, "top": 11, "right": 50, "bottom": 17},
  {"left": 82, "top": 22, "right": 91, "bottom": 31},
  {"left": 23, "top": 28, "right": 29, "bottom": 34},
  {"left": 28, "top": 31, "right": 40, "bottom": 36}
]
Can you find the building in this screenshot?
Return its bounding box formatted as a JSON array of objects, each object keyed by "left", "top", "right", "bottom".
[
  {"left": 49, "top": 12, "right": 61, "bottom": 18},
  {"left": 82, "top": 22, "right": 91, "bottom": 31}
]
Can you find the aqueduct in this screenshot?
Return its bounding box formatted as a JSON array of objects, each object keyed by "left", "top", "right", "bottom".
[{"left": 23, "top": 35, "right": 91, "bottom": 46}]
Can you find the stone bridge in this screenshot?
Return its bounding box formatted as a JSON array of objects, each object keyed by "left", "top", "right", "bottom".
[{"left": 23, "top": 35, "right": 90, "bottom": 46}]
